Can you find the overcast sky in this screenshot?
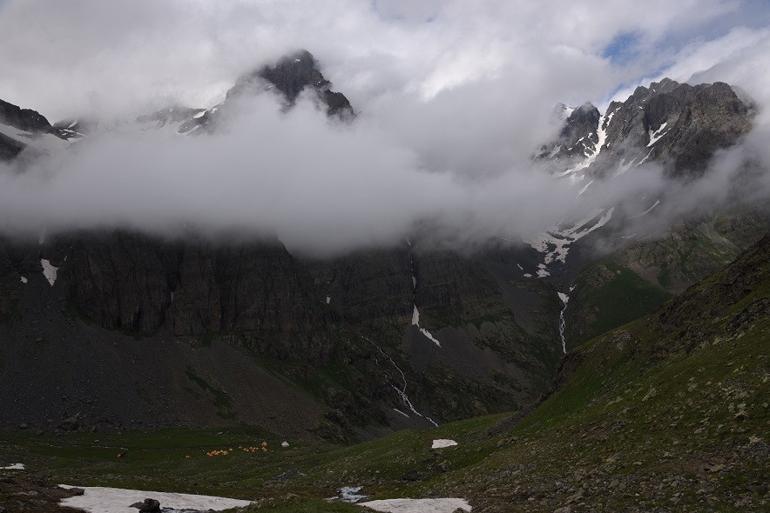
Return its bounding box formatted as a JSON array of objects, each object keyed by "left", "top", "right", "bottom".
[
  {"left": 1, "top": 0, "right": 767, "bottom": 120},
  {"left": 0, "top": 0, "right": 769, "bottom": 255}
]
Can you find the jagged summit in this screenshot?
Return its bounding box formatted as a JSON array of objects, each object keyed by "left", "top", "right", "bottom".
[
  {"left": 148, "top": 49, "right": 355, "bottom": 135},
  {"left": 229, "top": 49, "right": 354, "bottom": 118},
  {"left": 561, "top": 103, "right": 601, "bottom": 156},
  {"left": 543, "top": 78, "right": 752, "bottom": 179},
  {"left": 601, "top": 78, "right": 750, "bottom": 176},
  {"left": 539, "top": 102, "right": 600, "bottom": 161}
]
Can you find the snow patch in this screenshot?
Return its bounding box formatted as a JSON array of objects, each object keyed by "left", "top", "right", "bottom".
[
  {"left": 20, "top": 276, "right": 28, "bottom": 284},
  {"left": 527, "top": 207, "right": 615, "bottom": 277},
  {"left": 337, "top": 486, "right": 368, "bottom": 504},
  {"left": 647, "top": 122, "right": 669, "bottom": 147},
  {"left": 431, "top": 439, "right": 458, "bottom": 449},
  {"left": 411, "top": 305, "right": 441, "bottom": 347},
  {"left": 40, "top": 258, "right": 58, "bottom": 286},
  {"left": 1, "top": 463, "right": 25, "bottom": 470},
  {"left": 418, "top": 327, "right": 441, "bottom": 347},
  {"left": 58, "top": 485, "right": 251, "bottom": 513},
  {"left": 411, "top": 304, "right": 420, "bottom": 325},
  {"left": 359, "top": 498, "right": 471, "bottom": 513},
  {"left": 559, "top": 108, "right": 616, "bottom": 178}
]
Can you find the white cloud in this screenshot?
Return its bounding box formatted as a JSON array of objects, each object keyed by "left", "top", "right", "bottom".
[
  {"left": 0, "top": 0, "right": 743, "bottom": 120},
  {"left": 0, "top": 0, "right": 768, "bottom": 256}
]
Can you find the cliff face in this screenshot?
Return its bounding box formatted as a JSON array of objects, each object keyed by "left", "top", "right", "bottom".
[{"left": 0, "top": 230, "right": 561, "bottom": 438}]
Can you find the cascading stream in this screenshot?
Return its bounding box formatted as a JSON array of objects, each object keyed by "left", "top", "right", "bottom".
[
  {"left": 557, "top": 287, "right": 575, "bottom": 354},
  {"left": 361, "top": 335, "right": 438, "bottom": 427}
]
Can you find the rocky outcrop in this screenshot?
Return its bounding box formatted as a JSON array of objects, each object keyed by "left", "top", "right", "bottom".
[
  {"left": 541, "top": 103, "right": 601, "bottom": 161},
  {"left": 61, "top": 232, "right": 324, "bottom": 349},
  {"left": 0, "top": 130, "right": 26, "bottom": 161},
  {"left": 0, "top": 98, "right": 78, "bottom": 161},
  {"left": 655, "top": 234, "right": 770, "bottom": 351},
  {"left": 130, "top": 499, "right": 161, "bottom": 513},
  {"left": 0, "top": 98, "right": 54, "bottom": 133},
  {"left": 1, "top": 99, "right": 54, "bottom": 160}
]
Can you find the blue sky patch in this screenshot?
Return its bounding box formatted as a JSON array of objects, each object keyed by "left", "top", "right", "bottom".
[{"left": 603, "top": 31, "right": 642, "bottom": 65}]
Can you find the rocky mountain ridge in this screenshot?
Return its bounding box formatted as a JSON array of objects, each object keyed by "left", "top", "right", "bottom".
[
  {"left": 526, "top": 77, "right": 759, "bottom": 286},
  {"left": 543, "top": 78, "right": 752, "bottom": 180},
  {"left": 141, "top": 49, "right": 354, "bottom": 135},
  {"left": 0, "top": 99, "right": 80, "bottom": 161}
]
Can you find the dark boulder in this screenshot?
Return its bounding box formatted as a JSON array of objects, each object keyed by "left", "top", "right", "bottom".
[{"left": 130, "top": 498, "right": 161, "bottom": 513}]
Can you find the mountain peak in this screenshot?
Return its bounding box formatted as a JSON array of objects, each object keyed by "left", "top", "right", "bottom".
[
  {"left": 228, "top": 49, "right": 354, "bottom": 118},
  {"left": 650, "top": 77, "right": 679, "bottom": 91},
  {"left": 542, "top": 77, "right": 751, "bottom": 178},
  {"left": 257, "top": 49, "right": 326, "bottom": 102}
]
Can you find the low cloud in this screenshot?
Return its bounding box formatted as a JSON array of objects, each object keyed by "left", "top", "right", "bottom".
[{"left": 0, "top": 1, "right": 768, "bottom": 256}]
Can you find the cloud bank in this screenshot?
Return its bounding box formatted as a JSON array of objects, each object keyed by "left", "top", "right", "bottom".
[{"left": 0, "top": 0, "right": 768, "bottom": 256}]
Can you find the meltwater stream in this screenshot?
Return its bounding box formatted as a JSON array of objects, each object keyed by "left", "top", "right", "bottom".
[{"left": 557, "top": 287, "right": 574, "bottom": 354}]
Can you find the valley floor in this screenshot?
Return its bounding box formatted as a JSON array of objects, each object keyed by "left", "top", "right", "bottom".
[{"left": 2, "top": 313, "right": 767, "bottom": 513}]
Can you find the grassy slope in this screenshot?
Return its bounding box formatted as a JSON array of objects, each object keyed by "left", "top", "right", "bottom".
[
  {"left": 567, "top": 261, "right": 671, "bottom": 347},
  {"left": 566, "top": 208, "right": 769, "bottom": 347},
  {"left": 438, "top": 236, "right": 770, "bottom": 512},
  {"left": 2, "top": 239, "right": 768, "bottom": 513}
]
